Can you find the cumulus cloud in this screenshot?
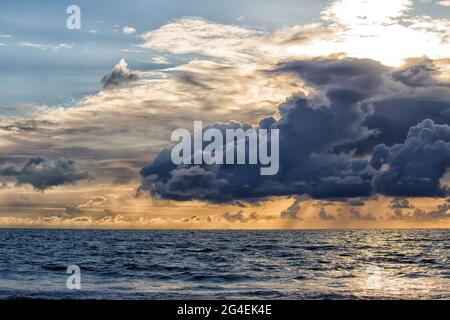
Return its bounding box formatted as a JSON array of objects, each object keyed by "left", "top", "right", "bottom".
[
  {"left": 391, "top": 57, "right": 450, "bottom": 87},
  {"left": 122, "top": 26, "right": 136, "bottom": 34},
  {"left": 140, "top": 59, "right": 379, "bottom": 202},
  {"left": 348, "top": 208, "right": 376, "bottom": 220},
  {"left": 280, "top": 197, "right": 302, "bottom": 219},
  {"left": 101, "top": 58, "right": 140, "bottom": 89},
  {"left": 318, "top": 207, "right": 335, "bottom": 220},
  {"left": 223, "top": 210, "right": 246, "bottom": 223},
  {"left": 221, "top": 210, "right": 271, "bottom": 223},
  {"left": 0, "top": 157, "right": 91, "bottom": 191},
  {"left": 52, "top": 206, "right": 119, "bottom": 222},
  {"left": 140, "top": 57, "right": 450, "bottom": 203},
  {"left": 274, "top": 57, "right": 450, "bottom": 157},
  {"left": 389, "top": 197, "right": 415, "bottom": 209},
  {"left": 371, "top": 119, "right": 450, "bottom": 197},
  {"left": 388, "top": 204, "right": 450, "bottom": 221}
]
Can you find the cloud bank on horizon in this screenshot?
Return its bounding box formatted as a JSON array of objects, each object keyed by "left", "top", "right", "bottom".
[{"left": 0, "top": 0, "right": 449, "bottom": 226}]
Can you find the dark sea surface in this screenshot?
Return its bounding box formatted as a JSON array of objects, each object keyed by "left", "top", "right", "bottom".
[{"left": 0, "top": 229, "right": 448, "bottom": 300}]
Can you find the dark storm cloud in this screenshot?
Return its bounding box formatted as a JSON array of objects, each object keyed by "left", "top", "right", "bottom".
[
  {"left": 0, "top": 157, "right": 91, "bottom": 191},
  {"left": 140, "top": 58, "right": 450, "bottom": 202},
  {"left": 391, "top": 58, "right": 449, "bottom": 88},
  {"left": 275, "top": 57, "right": 450, "bottom": 156},
  {"left": 351, "top": 98, "right": 450, "bottom": 155},
  {"left": 140, "top": 94, "right": 376, "bottom": 202},
  {"left": 101, "top": 59, "right": 140, "bottom": 90},
  {"left": 371, "top": 119, "right": 450, "bottom": 197},
  {"left": 272, "top": 58, "right": 388, "bottom": 97}
]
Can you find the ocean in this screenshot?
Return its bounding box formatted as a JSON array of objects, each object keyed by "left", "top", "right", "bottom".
[{"left": 0, "top": 229, "right": 448, "bottom": 299}]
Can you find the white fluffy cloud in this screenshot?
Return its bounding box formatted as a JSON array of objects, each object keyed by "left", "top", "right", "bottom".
[
  {"left": 140, "top": 17, "right": 266, "bottom": 62},
  {"left": 287, "top": 0, "right": 450, "bottom": 66},
  {"left": 139, "top": 1, "right": 450, "bottom": 67},
  {"left": 122, "top": 26, "right": 136, "bottom": 34}
]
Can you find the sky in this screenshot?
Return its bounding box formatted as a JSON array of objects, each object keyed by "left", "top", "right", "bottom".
[{"left": 0, "top": 0, "right": 449, "bottom": 229}]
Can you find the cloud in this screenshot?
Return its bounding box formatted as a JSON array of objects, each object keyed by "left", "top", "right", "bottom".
[
  {"left": 438, "top": 1, "right": 450, "bottom": 7},
  {"left": 0, "top": 157, "right": 91, "bottom": 191},
  {"left": 318, "top": 207, "right": 335, "bottom": 220},
  {"left": 391, "top": 57, "right": 449, "bottom": 87},
  {"left": 274, "top": 57, "right": 450, "bottom": 158},
  {"left": 101, "top": 58, "right": 140, "bottom": 89},
  {"left": 223, "top": 210, "right": 246, "bottom": 222},
  {"left": 79, "top": 196, "right": 108, "bottom": 208},
  {"left": 348, "top": 208, "right": 376, "bottom": 220},
  {"left": 389, "top": 197, "right": 415, "bottom": 209},
  {"left": 150, "top": 56, "right": 170, "bottom": 64},
  {"left": 53, "top": 205, "right": 119, "bottom": 222},
  {"left": 19, "top": 42, "right": 73, "bottom": 51},
  {"left": 1, "top": 5, "right": 450, "bottom": 224},
  {"left": 322, "top": 0, "right": 412, "bottom": 26},
  {"left": 222, "top": 210, "right": 271, "bottom": 223},
  {"left": 277, "top": 0, "right": 450, "bottom": 66},
  {"left": 138, "top": 6, "right": 450, "bottom": 67},
  {"left": 347, "top": 199, "right": 365, "bottom": 206},
  {"left": 388, "top": 204, "right": 450, "bottom": 221},
  {"left": 122, "top": 26, "right": 136, "bottom": 34},
  {"left": 140, "top": 57, "right": 450, "bottom": 202},
  {"left": 140, "top": 59, "right": 381, "bottom": 202},
  {"left": 280, "top": 197, "right": 302, "bottom": 219},
  {"left": 371, "top": 119, "right": 450, "bottom": 197},
  {"left": 140, "top": 17, "right": 265, "bottom": 62},
  {"left": 62, "top": 206, "right": 85, "bottom": 217}
]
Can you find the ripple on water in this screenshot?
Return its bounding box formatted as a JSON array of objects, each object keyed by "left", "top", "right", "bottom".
[{"left": 0, "top": 229, "right": 448, "bottom": 299}]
